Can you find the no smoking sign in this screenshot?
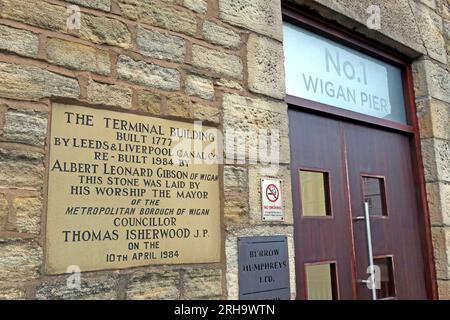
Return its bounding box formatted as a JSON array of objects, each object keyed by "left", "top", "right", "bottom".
[{"left": 261, "top": 178, "right": 284, "bottom": 221}]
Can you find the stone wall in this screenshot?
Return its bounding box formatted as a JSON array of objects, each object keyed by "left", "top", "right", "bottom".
[
  {"left": 0, "top": 0, "right": 448, "bottom": 300},
  {"left": 0, "top": 0, "right": 293, "bottom": 300}
]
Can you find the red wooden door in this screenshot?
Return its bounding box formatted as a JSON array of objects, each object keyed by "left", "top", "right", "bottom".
[{"left": 289, "top": 109, "right": 428, "bottom": 300}]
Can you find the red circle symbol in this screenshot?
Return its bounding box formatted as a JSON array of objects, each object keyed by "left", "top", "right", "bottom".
[{"left": 266, "top": 184, "right": 279, "bottom": 203}]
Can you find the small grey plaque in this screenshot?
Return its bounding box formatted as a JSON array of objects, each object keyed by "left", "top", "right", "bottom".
[{"left": 238, "top": 236, "right": 290, "bottom": 300}]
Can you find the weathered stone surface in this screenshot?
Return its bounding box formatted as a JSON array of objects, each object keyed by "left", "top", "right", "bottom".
[
  {"left": 137, "top": 27, "right": 186, "bottom": 63},
  {"left": 193, "top": 104, "right": 220, "bottom": 123},
  {"left": 222, "top": 94, "right": 290, "bottom": 164},
  {"left": 417, "top": 99, "right": 450, "bottom": 140},
  {"left": 3, "top": 109, "right": 48, "bottom": 147},
  {"left": 247, "top": 34, "right": 285, "bottom": 99},
  {"left": 248, "top": 165, "right": 293, "bottom": 225},
  {"left": 67, "top": 0, "right": 111, "bottom": 11},
  {"left": 438, "top": 280, "right": 450, "bottom": 299},
  {"left": 422, "top": 138, "right": 450, "bottom": 183},
  {"left": 119, "top": 0, "right": 197, "bottom": 36},
  {"left": 13, "top": 197, "right": 42, "bottom": 234},
  {"left": 80, "top": 14, "right": 132, "bottom": 48},
  {"left": 46, "top": 38, "right": 111, "bottom": 75},
  {"left": 126, "top": 271, "right": 180, "bottom": 300},
  {"left": 0, "top": 241, "right": 42, "bottom": 283},
  {"left": 36, "top": 275, "right": 117, "bottom": 300},
  {"left": 192, "top": 45, "right": 243, "bottom": 80},
  {"left": 414, "top": 60, "right": 450, "bottom": 103},
  {"left": 202, "top": 21, "right": 241, "bottom": 49},
  {"left": 0, "top": 62, "right": 80, "bottom": 102},
  {"left": 419, "top": 0, "right": 436, "bottom": 10},
  {"left": 166, "top": 94, "right": 191, "bottom": 118},
  {"left": 0, "top": 287, "right": 26, "bottom": 300},
  {"left": 219, "top": 0, "right": 283, "bottom": 41},
  {"left": 225, "top": 226, "right": 296, "bottom": 300},
  {"left": 444, "top": 20, "right": 450, "bottom": 39},
  {"left": 0, "top": 25, "right": 39, "bottom": 58},
  {"left": 432, "top": 227, "right": 450, "bottom": 280},
  {"left": 215, "top": 78, "right": 243, "bottom": 91},
  {"left": 186, "top": 75, "right": 214, "bottom": 100},
  {"left": 87, "top": 80, "right": 132, "bottom": 108},
  {"left": 0, "top": 149, "right": 44, "bottom": 190},
  {"left": 0, "top": 195, "right": 7, "bottom": 229},
  {"left": 224, "top": 166, "right": 248, "bottom": 225},
  {"left": 117, "top": 55, "right": 180, "bottom": 91},
  {"left": 410, "top": 1, "right": 447, "bottom": 64},
  {"left": 137, "top": 91, "right": 162, "bottom": 114},
  {"left": 0, "top": 0, "right": 67, "bottom": 32},
  {"left": 291, "top": 0, "right": 426, "bottom": 55},
  {"left": 183, "top": 269, "right": 222, "bottom": 299},
  {"left": 427, "top": 182, "right": 450, "bottom": 225},
  {"left": 184, "top": 0, "right": 207, "bottom": 13}
]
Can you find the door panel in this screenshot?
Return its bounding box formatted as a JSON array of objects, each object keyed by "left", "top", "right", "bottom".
[
  {"left": 289, "top": 109, "right": 428, "bottom": 300},
  {"left": 289, "top": 110, "right": 355, "bottom": 300},
  {"left": 345, "top": 122, "right": 427, "bottom": 299}
]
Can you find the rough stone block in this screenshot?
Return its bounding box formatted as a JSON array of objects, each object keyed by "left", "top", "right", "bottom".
[
  {"left": 87, "top": 80, "right": 132, "bottom": 109},
  {"left": 0, "top": 148, "right": 44, "bottom": 190},
  {"left": 0, "top": 195, "right": 7, "bottom": 230},
  {"left": 117, "top": 55, "right": 180, "bottom": 91},
  {"left": 0, "top": 62, "right": 80, "bottom": 102},
  {"left": 0, "top": 241, "right": 42, "bottom": 283},
  {"left": 192, "top": 45, "right": 243, "bottom": 80},
  {"left": 202, "top": 21, "right": 241, "bottom": 49},
  {"left": 182, "top": 268, "right": 222, "bottom": 299},
  {"left": 417, "top": 99, "right": 450, "bottom": 140},
  {"left": 119, "top": 0, "right": 197, "bottom": 36},
  {"left": 410, "top": 1, "right": 447, "bottom": 64},
  {"left": 218, "top": 0, "right": 283, "bottom": 41},
  {"left": 426, "top": 182, "right": 450, "bottom": 226},
  {"left": 193, "top": 104, "right": 220, "bottom": 124},
  {"left": 222, "top": 94, "right": 290, "bottom": 165},
  {"left": 247, "top": 34, "right": 285, "bottom": 99},
  {"left": 438, "top": 280, "right": 450, "bottom": 299},
  {"left": 166, "top": 94, "right": 191, "bottom": 118},
  {"left": 432, "top": 227, "right": 450, "bottom": 280},
  {"left": 66, "top": 0, "right": 111, "bottom": 11},
  {"left": 302, "top": 0, "right": 426, "bottom": 55},
  {"left": 0, "top": 0, "right": 67, "bottom": 32},
  {"left": 414, "top": 60, "right": 450, "bottom": 104},
  {"left": 184, "top": 0, "right": 207, "bottom": 13},
  {"left": 13, "top": 197, "right": 42, "bottom": 234},
  {"left": 36, "top": 275, "right": 117, "bottom": 300},
  {"left": 0, "top": 25, "right": 39, "bottom": 58},
  {"left": 3, "top": 109, "right": 48, "bottom": 147},
  {"left": 126, "top": 271, "right": 180, "bottom": 300},
  {"left": 46, "top": 38, "right": 111, "bottom": 76},
  {"left": 80, "top": 14, "right": 132, "bottom": 48},
  {"left": 0, "top": 287, "right": 26, "bottom": 300},
  {"left": 137, "top": 27, "right": 186, "bottom": 63},
  {"left": 186, "top": 75, "right": 214, "bottom": 100},
  {"left": 137, "top": 91, "right": 162, "bottom": 114},
  {"left": 422, "top": 138, "right": 450, "bottom": 183},
  {"left": 224, "top": 166, "right": 248, "bottom": 225}
]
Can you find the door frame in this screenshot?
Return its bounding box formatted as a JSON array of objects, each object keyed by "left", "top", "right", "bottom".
[{"left": 282, "top": 2, "right": 438, "bottom": 299}]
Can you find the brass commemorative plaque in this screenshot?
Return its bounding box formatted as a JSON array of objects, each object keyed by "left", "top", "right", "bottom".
[{"left": 45, "top": 104, "right": 221, "bottom": 274}]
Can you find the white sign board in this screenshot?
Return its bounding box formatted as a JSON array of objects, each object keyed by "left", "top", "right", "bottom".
[
  {"left": 261, "top": 178, "right": 284, "bottom": 221},
  {"left": 283, "top": 22, "right": 407, "bottom": 124}
]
